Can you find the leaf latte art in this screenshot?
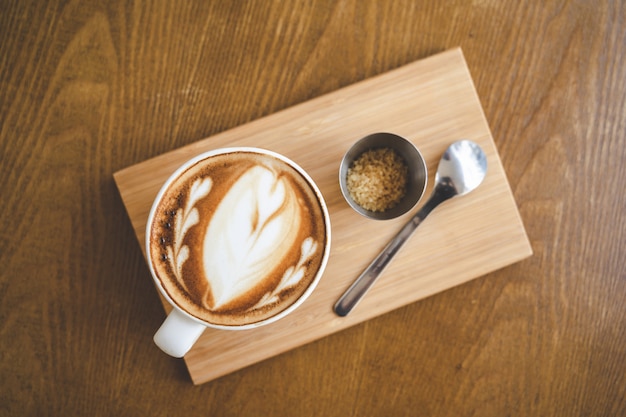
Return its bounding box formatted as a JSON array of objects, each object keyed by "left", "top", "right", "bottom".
[{"left": 149, "top": 151, "right": 327, "bottom": 327}]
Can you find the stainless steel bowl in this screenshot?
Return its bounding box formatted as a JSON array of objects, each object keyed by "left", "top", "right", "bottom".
[{"left": 339, "top": 132, "right": 428, "bottom": 220}]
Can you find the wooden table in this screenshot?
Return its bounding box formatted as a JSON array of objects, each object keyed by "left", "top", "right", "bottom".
[{"left": 1, "top": 1, "right": 624, "bottom": 415}]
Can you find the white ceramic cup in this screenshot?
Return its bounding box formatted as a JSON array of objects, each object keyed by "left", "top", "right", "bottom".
[{"left": 145, "top": 147, "right": 331, "bottom": 357}]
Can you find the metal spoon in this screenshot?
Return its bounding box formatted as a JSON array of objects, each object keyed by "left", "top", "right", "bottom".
[{"left": 333, "top": 140, "right": 488, "bottom": 317}]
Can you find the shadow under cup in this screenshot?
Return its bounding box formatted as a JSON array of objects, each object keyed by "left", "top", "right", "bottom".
[{"left": 146, "top": 147, "right": 331, "bottom": 357}]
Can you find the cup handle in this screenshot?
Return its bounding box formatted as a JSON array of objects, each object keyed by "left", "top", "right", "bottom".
[{"left": 153, "top": 308, "right": 206, "bottom": 358}]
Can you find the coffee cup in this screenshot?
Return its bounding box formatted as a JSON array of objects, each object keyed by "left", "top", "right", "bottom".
[{"left": 146, "top": 147, "right": 331, "bottom": 357}]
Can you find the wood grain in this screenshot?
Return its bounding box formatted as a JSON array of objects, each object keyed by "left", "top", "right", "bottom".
[
  {"left": 114, "top": 48, "right": 532, "bottom": 384},
  {"left": 1, "top": 0, "right": 625, "bottom": 415}
]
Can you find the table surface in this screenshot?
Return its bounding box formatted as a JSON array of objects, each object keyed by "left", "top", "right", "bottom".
[{"left": 1, "top": 1, "right": 624, "bottom": 416}]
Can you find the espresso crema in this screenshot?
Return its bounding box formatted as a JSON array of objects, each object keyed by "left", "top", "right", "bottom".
[{"left": 148, "top": 151, "right": 328, "bottom": 326}]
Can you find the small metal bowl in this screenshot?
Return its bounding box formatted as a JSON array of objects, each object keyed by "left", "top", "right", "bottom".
[{"left": 339, "top": 132, "right": 428, "bottom": 220}]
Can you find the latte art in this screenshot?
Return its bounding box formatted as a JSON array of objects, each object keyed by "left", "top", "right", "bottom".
[
  {"left": 202, "top": 165, "right": 310, "bottom": 310},
  {"left": 149, "top": 151, "right": 327, "bottom": 327},
  {"left": 165, "top": 177, "right": 213, "bottom": 296}
]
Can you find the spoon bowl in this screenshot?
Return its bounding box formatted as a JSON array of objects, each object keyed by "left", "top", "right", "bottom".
[{"left": 436, "top": 140, "right": 488, "bottom": 196}]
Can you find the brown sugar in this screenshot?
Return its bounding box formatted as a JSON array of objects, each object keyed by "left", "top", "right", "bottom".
[{"left": 346, "top": 148, "right": 408, "bottom": 212}]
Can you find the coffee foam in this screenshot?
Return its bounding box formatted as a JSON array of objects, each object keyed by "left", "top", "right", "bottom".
[{"left": 148, "top": 151, "right": 327, "bottom": 327}]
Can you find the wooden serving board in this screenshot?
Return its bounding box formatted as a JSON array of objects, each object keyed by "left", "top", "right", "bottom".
[{"left": 114, "top": 48, "right": 532, "bottom": 385}]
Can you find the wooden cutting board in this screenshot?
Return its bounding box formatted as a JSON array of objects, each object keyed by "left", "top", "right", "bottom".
[{"left": 114, "top": 47, "right": 532, "bottom": 385}]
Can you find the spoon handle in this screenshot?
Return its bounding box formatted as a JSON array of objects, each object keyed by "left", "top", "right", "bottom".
[{"left": 333, "top": 184, "right": 454, "bottom": 317}]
